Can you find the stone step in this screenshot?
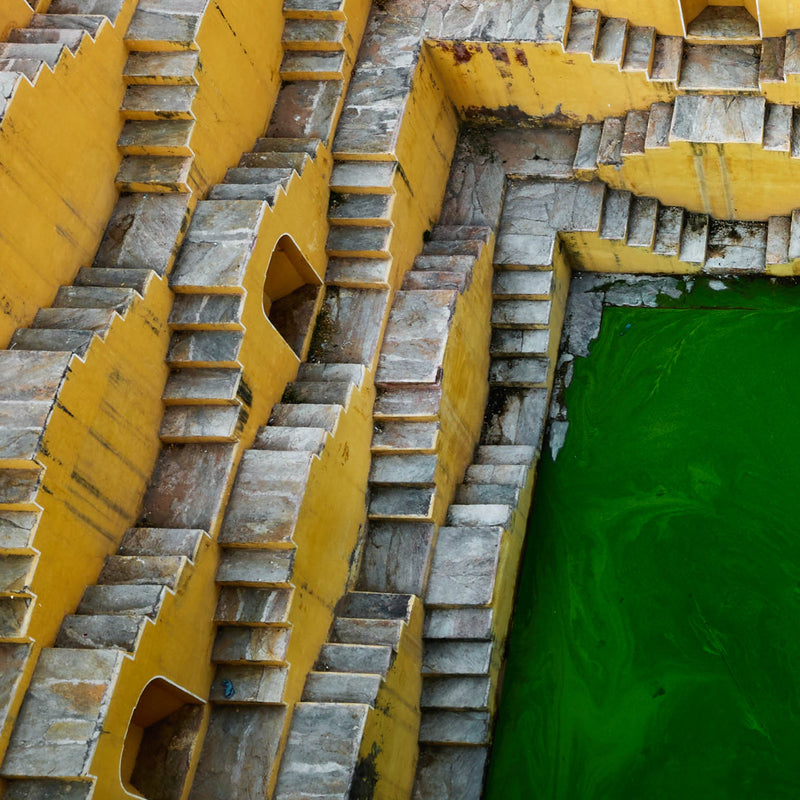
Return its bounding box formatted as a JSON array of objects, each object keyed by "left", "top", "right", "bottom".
[
  {"left": 281, "top": 49, "right": 346, "bottom": 80},
  {"left": 31, "top": 307, "right": 116, "bottom": 332},
  {"left": 789, "top": 209, "right": 800, "bottom": 260},
  {"left": 302, "top": 671, "right": 382, "bottom": 704},
  {"left": 9, "top": 328, "right": 94, "bottom": 357},
  {"left": 216, "top": 548, "right": 294, "bottom": 586},
  {"left": 368, "top": 486, "right": 435, "bottom": 519},
  {"left": 455, "top": 482, "right": 520, "bottom": 506},
  {"left": 326, "top": 225, "right": 392, "bottom": 257},
  {"left": 0, "top": 595, "right": 32, "bottom": 637},
  {"left": 489, "top": 356, "right": 549, "bottom": 387},
  {"left": 760, "top": 37, "right": 785, "bottom": 84},
  {"left": 31, "top": 13, "right": 105, "bottom": 36},
  {"left": 645, "top": 102, "right": 673, "bottom": 150},
  {"left": 653, "top": 206, "right": 684, "bottom": 256},
  {"left": 784, "top": 30, "right": 800, "bottom": 77},
  {"left": 3, "top": 779, "right": 94, "bottom": 799},
  {"left": 209, "top": 664, "right": 287, "bottom": 703},
  {"left": 118, "top": 527, "right": 205, "bottom": 559},
  {"left": 328, "top": 192, "right": 393, "bottom": 225},
  {"left": 0, "top": 467, "right": 44, "bottom": 509},
  {"left": 492, "top": 270, "right": 552, "bottom": 299},
  {"left": 491, "top": 298, "right": 552, "bottom": 328},
  {"left": 600, "top": 188, "right": 633, "bottom": 240},
  {"left": 369, "top": 453, "right": 437, "bottom": 487},
  {"left": 8, "top": 27, "right": 85, "bottom": 50},
  {"left": 572, "top": 122, "right": 602, "bottom": 172},
  {"left": 401, "top": 270, "right": 469, "bottom": 292},
  {"left": 214, "top": 586, "right": 293, "bottom": 626},
  {"left": 0, "top": 553, "right": 36, "bottom": 593},
  {"left": 123, "top": 50, "right": 199, "bottom": 85},
  {"left": 422, "top": 608, "right": 493, "bottom": 641},
  {"left": 430, "top": 225, "right": 492, "bottom": 242},
  {"left": 166, "top": 331, "right": 243, "bottom": 367},
  {"left": 490, "top": 328, "right": 549, "bottom": 357},
  {"left": 679, "top": 212, "right": 709, "bottom": 263},
  {"left": 766, "top": 215, "right": 792, "bottom": 264},
  {"left": 169, "top": 294, "right": 244, "bottom": 330},
  {"left": 597, "top": 117, "right": 624, "bottom": 167},
  {"left": 679, "top": 43, "right": 759, "bottom": 91},
  {"left": 121, "top": 85, "right": 197, "bottom": 120},
  {"left": 1, "top": 648, "right": 125, "bottom": 778},
  {"left": 0, "top": 511, "right": 40, "bottom": 550},
  {"left": 332, "top": 616, "right": 405, "bottom": 647},
  {"left": 252, "top": 425, "right": 328, "bottom": 453},
  {"left": 421, "top": 675, "right": 492, "bottom": 710},
  {"left": 273, "top": 703, "right": 369, "bottom": 799},
  {"left": 336, "top": 591, "right": 414, "bottom": 621},
  {"left": 220, "top": 166, "right": 296, "bottom": 193},
  {"left": 650, "top": 35, "right": 683, "bottom": 82},
  {"left": 373, "top": 384, "right": 442, "bottom": 421},
  {"left": 621, "top": 25, "right": 655, "bottom": 73},
  {"left": 207, "top": 181, "right": 287, "bottom": 203},
  {"left": 686, "top": 4, "right": 759, "bottom": 44},
  {"left": 159, "top": 404, "right": 242, "bottom": 442},
  {"left": 0, "top": 42, "right": 65, "bottom": 66},
  {"left": 125, "top": 9, "right": 202, "bottom": 50},
  {"left": 330, "top": 160, "right": 396, "bottom": 193},
  {"left": 211, "top": 625, "right": 290, "bottom": 664},
  {"left": 594, "top": 17, "right": 627, "bottom": 65},
  {"left": 297, "top": 362, "right": 365, "bottom": 383},
  {"left": 324, "top": 257, "right": 392, "bottom": 288},
  {"left": 421, "top": 239, "right": 483, "bottom": 257},
  {"left": 422, "top": 640, "right": 493, "bottom": 675},
  {"left": 55, "top": 613, "right": 147, "bottom": 651},
  {"left": 621, "top": 109, "right": 648, "bottom": 157},
  {"left": 118, "top": 119, "right": 195, "bottom": 156},
  {"left": 162, "top": 367, "right": 243, "bottom": 405},
  {"left": 626, "top": 196, "right": 659, "bottom": 248},
  {"left": 252, "top": 136, "right": 321, "bottom": 155},
  {"left": 52, "top": 285, "right": 135, "bottom": 312},
  {"left": 371, "top": 420, "right": 439, "bottom": 453},
  {"left": 281, "top": 18, "right": 346, "bottom": 50},
  {"left": 564, "top": 7, "right": 600, "bottom": 55},
  {"left": 445, "top": 503, "right": 512, "bottom": 528},
  {"left": 238, "top": 151, "right": 307, "bottom": 171},
  {"left": 283, "top": 0, "right": 346, "bottom": 20},
  {"left": 0, "top": 59, "right": 46, "bottom": 81},
  {"left": 704, "top": 219, "right": 767, "bottom": 273},
  {"left": 283, "top": 379, "right": 354, "bottom": 405},
  {"left": 98, "top": 555, "right": 187, "bottom": 589},
  {"left": 268, "top": 402, "right": 342, "bottom": 431},
  {"left": 419, "top": 710, "right": 490, "bottom": 745},
  {"left": 475, "top": 445, "right": 535, "bottom": 465},
  {"left": 116, "top": 153, "right": 192, "bottom": 192},
  {"left": 317, "top": 642, "right": 393, "bottom": 674},
  {"left": 76, "top": 584, "right": 166, "bottom": 618},
  {"left": 763, "top": 103, "right": 793, "bottom": 152},
  {"left": 413, "top": 254, "right": 475, "bottom": 272}
]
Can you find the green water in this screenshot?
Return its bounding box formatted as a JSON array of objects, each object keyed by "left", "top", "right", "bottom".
[{"left": 485, "top": 279, "right": 800, "bottom": 800}]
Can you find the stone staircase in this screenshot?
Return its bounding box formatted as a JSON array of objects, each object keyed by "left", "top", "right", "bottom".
[
  {"left": 281, "top": 0, "right": 352, "bottom": 82},
  {"left": 273, "top": 591, "right": 420, "bottom": 799},
  {"left": 494, "top": 176, "right": 800, "bottom": 274},
  {"left": 0, "top": 0, "right": 118, "bottom": 121},
  {"left": 187, "top": 361, "right": 367, "bottom": 798},
  {"left": 326, "top": 159, "right": 398, "bottom": 288},
  {"left": 116, "top": 0, "right": 204, "bottom": 193}
]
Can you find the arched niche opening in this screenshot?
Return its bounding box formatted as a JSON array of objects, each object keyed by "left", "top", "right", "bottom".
[
  {"left": 263, "top": 235, "right": 323, "bottom": 359},
  {"left": 120, "top": 678, "right": 204, "bottom": 800}
]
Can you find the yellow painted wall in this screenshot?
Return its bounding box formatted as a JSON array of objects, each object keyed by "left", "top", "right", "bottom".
[
  {"left": 0, "top": 0, "right": 32, "bottom": 41},
  {"left": 0, "top": 21, "right": 128, "bottom": 348},
  {"left": 188, "top": 0, "right": 285, "bottom": 196},
  {"left": 0, "top": 274, "right": 173, "bottom": 759},
  {"left": 426, "top": 41, "right": 673, "bottom": 126}
]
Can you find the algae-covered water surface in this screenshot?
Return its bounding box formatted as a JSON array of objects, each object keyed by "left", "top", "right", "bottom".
[{"left": 485, "top": 279, "right": 800, "bottom": 799}]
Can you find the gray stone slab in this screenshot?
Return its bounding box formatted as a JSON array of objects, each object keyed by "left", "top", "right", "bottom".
[
  {"left": 214, "top": 587, "right": 292, "bottom": 625},
  {"left": 273, "top": 703, "right": 368, "bottom": 799},
  {"left": 622, "top": 26, "right": 655, "bottom": 73},
  {"left": 491, "top": 298, "right": 551, "bottom": 327},
  {"left": 166, "top": 331, "right": 242, "bottom": 365},
  {"left": 600, "top": 189, "right": 632, "bottom": 240},
  {"left": 98, "top": 555, "right": 185, "bottom": 588},
  {"left": 423, "top": 607, "right": 493, "bottom": 640},
  {"left": 565, "top": 7, "right": 599, "bottom": 54},
  {"left": 653, "top": 206, "right": 684, "bottom": 256},
  {"left": 650, "top": 35, "right": 683, "bottom": 82},
  {"left": 671, "top": 95, "right": 765, "bottom": 144},
  {"left": 210, "top": 665, "right": 287, "bottom": 703},
  {"left": 369, "top": 454, "right": 436, "bottom": 486},
  {"left": 679, "top": 212, "right": 709, "bottom": 263},
  {"left": 425, "top": 526, "right": 502, "bottom": 606},
  {"left": 422, "top": 640, "right": 493, "bottom": 676},
  {"left": 357, "top": 521, "right": 434, "bottom": 595},
  {"left": 371, "top": 420, "right": 439, "bottom": 452},
  {"left": 266, "top": 80, "right": 342, "bottom": 142},
  {"left": 621, "top": 110, "right": 649, "bottom": 156},
  {"left": 303, "top": 672, "right": 381, "bottom": 705},
  {"left": 645, "top": 102, "right": 673, "bottom": 150},
  {"left": 213, "top": 626, "right": 290, "bottom": 663},
  {"left": 596, "top": 117, "right": 624, "bottom": 166},
  {"left": 763, "top": 104, "right": 793, "bottom": 152},
  {"left": 413, "top": 745, "right": 487, "bottom": 800},
  {"left": 216, "top": 548, "right": 294, "bottom": 586},
  {"left": 419, "top": 709, "right": 490, "bottom": 744},
  {"left": 626, "top": 196, "right": 659, "bottom": 248},
  {"left": 572, "top": 123, "right": 602, "bottom": 171},
  {"left": 489, "top": 356, "right": 549, "bottom": 386},
  {"left": 422, "top": 675, "right": 491, "bottom": 709},
  {"left": 77, "top": 584, "right": 165, "bottom": 618},
  {"left": 595, "top": 17, "right": 627, "bottom": 64},
  {"left": 4, "top": 779, "right": 94, "bottom": 800},
  {"left": 169, "top": 294, "right": 243, "bottom": 327},
  {"left": 333, "top": 617, "right": 404, "bottom": 647},
  {"left": 475, "top": 445, "right": 535, "bottom": 465},
  {"left": 0, "top": 511, "right": 39, "bottom": 549},
  {"left": 704, "top": 220, "right": 767, "bottom": 273},
  {"left": 766, "top": 216, "right": 791, "bottom": 264},
  {"left": 490, "top": 328, "right": 550, "bottom": 356}
]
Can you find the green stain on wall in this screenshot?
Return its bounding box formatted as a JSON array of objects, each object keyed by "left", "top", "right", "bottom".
[{"left": 485, "top": 280, "right": 800, "bottom": 799}]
